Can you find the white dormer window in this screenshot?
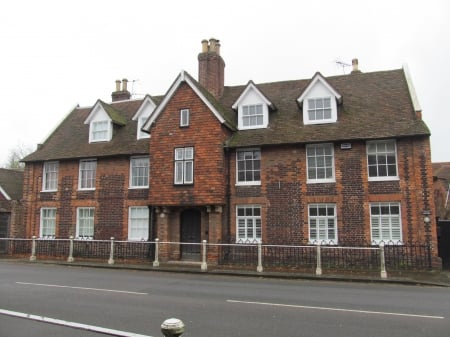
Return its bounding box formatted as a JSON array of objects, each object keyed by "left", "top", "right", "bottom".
[
  {"left": 137, "top": 117, "right": 150, "bottom": 139},
  {"left": 133, "top": 95, "right": 156, "bottom": 139},
  {"left": 297, "top": 73, "right": 341, "bottom": 125},
  {"left": 90, "top": 120, "right": 111, "bottom": 142},
  {"left": 232, "top": 81, "right": 274, "bottom": 131}
]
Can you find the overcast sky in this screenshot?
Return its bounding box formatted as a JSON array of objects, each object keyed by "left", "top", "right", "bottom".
[{"left": 1, "top": 0, "right": 449, "bottom": 165}]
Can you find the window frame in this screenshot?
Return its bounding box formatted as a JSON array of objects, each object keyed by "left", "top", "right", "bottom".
[
  {"left": 89, "top": 120, "right": 112, "bottom": 143},
  {"left": 236, "top": 205, "right": 262, "bottom": 243},
  {"left": 40, "top": 207, "right": 56, "bottom": 238},
  {"left": 78, "top": 159, "right": 97, "bottom": 190},
  {"left": 137, "top": 116, "right": 150, "bottom": 139},
  {"left": 76, "top": 207, "right": 95, "bottom": 239},
  {"left": 174, "top": 147, "right": 194, "bottom": 185},
  {"left": 366, "top": 140, "right": 399, "bottom": 181},
  {"left": 129, "top": 156, "right": 149, "bottom": 189},
  {"left": 236, "top": 149, "right": 261, "bottom": 186},
  {"left": 308, "top": 203, "right": 337, "bottom": 245},
  {"left": 306, "top": 143, "right": 335, "bottom": 183},
  {"left": 180, "top": 108, "right": 190, "bottom": 127},
  {"left": 42, "top": 161, "right": 58, "bottom": 192},
  {"left": 370, "top": 202, "right": 402, "bottom": 244},
  {"left": 305, "top": 97, "right": 335, "bottom": 124},
  {"left": 128, "top": 206, "right": 149, "bottom": 241}
]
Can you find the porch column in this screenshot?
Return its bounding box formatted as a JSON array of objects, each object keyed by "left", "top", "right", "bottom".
[{"left": 155, "top": 207, "right": 170, "bottom": 262}]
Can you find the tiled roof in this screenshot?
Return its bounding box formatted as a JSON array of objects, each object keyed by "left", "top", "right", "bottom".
[
  {"left": 433, "top": 162, "right": 450, "bottom": 180},
  {"left": 23, "top": 68, "right": 429, "bottom": 162},
  {"left": 223, "top": 69, "right": 429, "bottom": 147},
  {"left": 0, "top": 168, "right": 23, "bottom": 200}
]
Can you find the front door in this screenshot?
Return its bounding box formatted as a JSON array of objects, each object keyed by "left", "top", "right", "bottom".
[
  {"left": 0, "top": 213, "right": 9, "bottom": 253},
  {"left": 180, "top": 209, "right": 201, "bottom": 260}
]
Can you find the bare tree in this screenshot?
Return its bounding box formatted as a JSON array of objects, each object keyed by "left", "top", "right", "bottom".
[{"left": 3, "top": 142, "right": 33, "bottom": 170}]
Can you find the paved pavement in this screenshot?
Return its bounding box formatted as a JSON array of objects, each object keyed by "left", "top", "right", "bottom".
[{"left": 4, "top": 258, "right": 449, "bottom": 287}]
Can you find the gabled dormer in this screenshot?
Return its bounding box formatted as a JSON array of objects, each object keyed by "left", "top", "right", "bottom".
[
  {"left": 232, "top": 81, "right": 275, "bottom": 130},
  {"left": 297, "top": 72, "right": 342, "bottom": 125},
  {"left": 84, "top": 100, "right": 127, "bottom": 143},
  {"left": 132, "top": 95, "right": 157, "bottom": 139}
]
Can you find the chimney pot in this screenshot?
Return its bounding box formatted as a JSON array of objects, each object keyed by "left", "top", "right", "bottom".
[
  {"left": 122, "top": 78, "right": 128, "bottom": 91},
  {"left": 201, "top": 39, "right": 209, "bottom": 53},
  {"left": 209, "top": 38, "right": 217, "bottom": 53},
  {"left": 115, "top": 80, "right": 121, "bottom": 91},
  {"left": 352, "top": 58, "right": 359, "bottom": 72}
]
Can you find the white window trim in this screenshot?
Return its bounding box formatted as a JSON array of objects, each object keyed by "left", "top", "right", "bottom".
[
  {"left": 129, "top": 156, "right": 149, "bottom": 189},
  {"left": 42, "top": 161, "right": 58, "bottom": 192},
  {"left": 40, "top": 207, "right": 56, "bottom": 238},
  {"left": 370, "top": 202, "right": 403, "bottom": 244},
  {"left": 238, "top": 104, "right": 268, "bottom": 130},
  {"left": 76, "top": 207, "right": 95, "bottom": 239},
  {"left": 306, "top": 143, "right": 335, "bottom": 184},
  {"left": 367, "top": 140, "right": 399, "bottom": 182},
  {"left": 304, "top": 96, "right": 337, "bottom": 125},
  {"left": 174, "top": 147, "right": 194, "bottom": 185},
  {"left": 235, "top": 148, "right": 261, "bottom": 186},
  {"left": 78, "top": 159, "right": 97, "bottom": 191},
  {"left": 89, "top": 120, "right": 112, "bottom": 143},
  {"left": 308, "top": 203, "right": 338, "bottom": 245},
  {"left": 236, "top": 205, "right": 262, "bottom": 243},
  {"left": 137, "top": 116, "right": 150, "bottom": 139},
  {"left": 128, "top": 206, "right": 149, "bottom": 241},
  {"left": 180, "top": 109, "right": 190, "bottom": 127}
]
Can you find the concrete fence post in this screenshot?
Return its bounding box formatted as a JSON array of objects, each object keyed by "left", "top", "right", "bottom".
[
  {"left": 67, "top": 236, "right": 74, "bottom": 262},
  {"left": 315, "top": 243, "right": 322, "bottom": 276},
  {"left": 161, "top": 318, "right": 184, "bottom": 337},
  {"left": 201, "top": 240, "right": 207, "bottom": 272},
  {"left": 257, "top": 242, "right": 263, "bottom": 273},
  {"left": 29, "top": 236, "right": 37, "bottom": 261},
  {"left": 108, "top": 237, "right": 115, "bottom": 265},
  {"left": 379, "top": 242, "right": 388, "bottom": 279},
  {"left": 153, "top": 238, "right": 160, "bottom": 267}
]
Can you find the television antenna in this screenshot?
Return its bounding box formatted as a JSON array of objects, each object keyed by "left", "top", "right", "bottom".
[{"left": 335, "top": 59, "right": 351, "bottom": 74}]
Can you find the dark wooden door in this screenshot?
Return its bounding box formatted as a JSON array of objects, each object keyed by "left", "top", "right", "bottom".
[
  {"left": 438, "top": 220, "right": 450, "bottom": 269},
  {"left": 180, "top": 209, "right": 201, "bottom": 260}
]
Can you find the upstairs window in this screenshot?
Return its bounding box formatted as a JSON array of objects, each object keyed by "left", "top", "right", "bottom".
[
  {"left": 242, "top": 104, "right": 264, "bottom": 128},
  {"left": 306, "top": 144, "right": 335, "bottom": 183},
  {"left": 307, "top": 97, "right": 332, "bottom": 122},
  {"left": 236, "top": 149, "right": 261, "bottom": 185},
  {"left": 90, "top": 120, "right": 111, "bottom": 142},
  {"left": 137, "top": 117, "right": 150, "bottom": 139},
  {"left": 174, "top": 147, "right": 194, "bottom": 185},
  {"left": 79, "top": 159, "right": 97, "bottom": 190},
  {"left": 130, "top": 157, "right": 149, "bottom": 188},
  {"left": 180, "top": 109, "right": 190, "bottom": 127},
  {"left": 42, "top": 161, "right": 58, "bottom": 191},
  {"left": 367, "top": 140, "right": 398, "bottom": 180}
]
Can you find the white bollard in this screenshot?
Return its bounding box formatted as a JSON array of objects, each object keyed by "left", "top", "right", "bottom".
[{"left": 161, "top": 318, "right": 184, "bottom": 337}]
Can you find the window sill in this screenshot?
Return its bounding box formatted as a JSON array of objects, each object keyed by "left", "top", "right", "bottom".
[
  {"left": 368, "top": 176, "right": 400, "bottom": 182},
  {"left": 78, "top": 188, "right": 96, "bottom": 191},
  {"left": 306, "top": 179, "right": 335, "bottom": 184},
  {"left": 40, "top": 190, "right": 57, "bottom": 193},
  {"left": 235, "top": 182, "right": 261, "bottom": 186},
  {"left": 128, "top": 186, "right": 149, "bottom": 190}
]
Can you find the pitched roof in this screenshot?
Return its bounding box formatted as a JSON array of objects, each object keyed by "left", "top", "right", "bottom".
[
  {"left": 223, "top": 68, "right": 429, "bottom": 147},
  {"left": 0, "top": 168, "right": 23, "bottom": 200},
  {"left": 23, "top": 67, "right": 429, "bottom": 162},
  {"left": 433, "top": 162, "right": 450, "bottom": 180}
]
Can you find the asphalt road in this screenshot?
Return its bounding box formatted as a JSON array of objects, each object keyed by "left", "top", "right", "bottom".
[{"left": 0, "top": 261, "right": 449, "bottom": 337}]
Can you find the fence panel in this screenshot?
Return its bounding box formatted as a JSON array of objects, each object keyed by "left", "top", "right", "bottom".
[
  {"left": 262, "top": 245, "right": 316, "bottom": 269},
  {"left": 72, "top": 240, "right": 110, "bottom": 260},
  {"left": 114, "top": 241, "right": 155, "bottom": 262},
  {"left": 218, "top": 244, "right": 258, "bottom": 266}
]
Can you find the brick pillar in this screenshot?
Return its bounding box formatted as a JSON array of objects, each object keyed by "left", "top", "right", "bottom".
[
  {"left": 206, "top": 205, "right": 223, "bottom": 264},
  {"left": 155, "top": 207, "right": 170, "bottom": 262}
]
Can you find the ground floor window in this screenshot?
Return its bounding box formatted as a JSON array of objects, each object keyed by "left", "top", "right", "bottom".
[
  {"left": 40, "top": 208, "right": 56, "bottom": 238},
  {"left": 308, "top": 204, "right": 337, "bottom": 244},
  {"left": 128, "top": 207, "right": 149, "bottom": 241},
  {"left": 77, "top": 207, "right": 94, "bottom": 239},
  {"left": 370, "top": 202, "right": 402, "bottom": 243},
  {"left": 236, "top": 205, "right": 261, "bottom": 243}
]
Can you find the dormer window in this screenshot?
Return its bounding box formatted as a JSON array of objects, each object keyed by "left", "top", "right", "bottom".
[
  {"left": 297, "top": 72, "right": 342, "bottom": 125},
  {"left": 90, "top": 120, "right": 111, "bottom": 142},
  {"left": 133, "top": 95, "right": 156, "bottom": 139},
  {"left": 232, "top": 81, "right": 275, "bottom": 131},
  {"left": 307, "top": 97, "right": 332, "bottom": 122}
]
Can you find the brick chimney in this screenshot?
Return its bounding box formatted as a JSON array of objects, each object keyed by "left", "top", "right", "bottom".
[
  {"left": 198, "top": 38, "right": 225, "bottom": 98},
  {"left": 111, "top": 78, "right": 131, "bottom": 102},
  {"left": 351, "top": 58, "right": 361, "bottom": 73}
]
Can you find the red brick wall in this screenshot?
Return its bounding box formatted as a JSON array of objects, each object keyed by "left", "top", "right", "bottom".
[
  {"left": 228, "top": 137, "right": 438, "bottom": 255},
  {"left": 149, "top": 83, "right": 232, "bottom": 206},
  {"left": 23, "top": 157, "right": 149, "bottom": 240}
]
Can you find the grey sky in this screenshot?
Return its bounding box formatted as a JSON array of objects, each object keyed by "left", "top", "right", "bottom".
[{"left": 1, "top": 0, "right": 449, "bottom": 164}]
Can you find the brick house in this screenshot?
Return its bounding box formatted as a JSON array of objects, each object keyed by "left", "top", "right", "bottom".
[
  {"left": 22, "top": 38, "right": 439, "bottom": 264},
  {"left": 432, "top": 162, "right": 450, "bottom": 220},
  {"left": 0, "top": 168, "right": 24, "bottom": 243}
]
